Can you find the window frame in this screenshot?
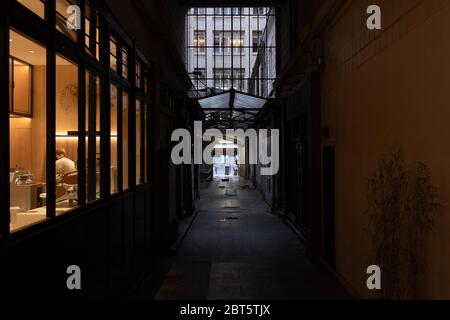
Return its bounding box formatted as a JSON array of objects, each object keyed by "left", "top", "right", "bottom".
[{"left": 0, "top": 0, "right": 153, "bottom": 237}]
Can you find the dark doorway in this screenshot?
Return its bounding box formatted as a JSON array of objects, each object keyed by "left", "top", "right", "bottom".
[{"left": 323, "top": 146, "right": 336, "bottom": 268}]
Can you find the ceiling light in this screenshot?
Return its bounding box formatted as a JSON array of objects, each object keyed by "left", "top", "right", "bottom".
[{"left": 28, "top": 50, "right": 35, "bottom": 54}]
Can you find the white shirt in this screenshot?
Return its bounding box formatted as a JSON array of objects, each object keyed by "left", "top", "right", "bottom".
[{"left": 56, "top": 157, "right": 76, "bottom": 177}]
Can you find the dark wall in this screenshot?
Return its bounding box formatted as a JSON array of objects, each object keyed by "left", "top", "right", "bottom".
[{"left": 0, "top": 186, "right": 152, "bottom": 299}]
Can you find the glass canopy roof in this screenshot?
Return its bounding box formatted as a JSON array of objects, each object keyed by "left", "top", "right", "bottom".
[{"left": 197, "top": 89, "right": 268, "bottom": 129}]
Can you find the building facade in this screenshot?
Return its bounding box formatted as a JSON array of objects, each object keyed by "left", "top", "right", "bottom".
[{"left": 186, "top": 7, "right": 276, "bottom": 98}]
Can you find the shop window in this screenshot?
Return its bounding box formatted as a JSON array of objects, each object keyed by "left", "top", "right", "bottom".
[
  {"left": 136, "top": 99, "right": 142, "bottom": 185},
  {"left": 122, "top": 91, "right": 129, "bottom": 190},
  {"left": 85, "top": 71, "right": 101, "bottom": 202},
  {"left": 55, "top": 55, "right": 79, "bottom": 215},
  {"left": 110, "top": 36, "right": 118, "bottom": 72},
  {"left": 9, "top": 30, "right": 46, "bottom": 232},
  {"left": 56, "top": 0, "right": 77, "bottom": 41},
  {"left": 17, "top": 0, "right": 45, "bottom": 19},
  {"left": 110, "top": 84, "right": 119, "bottom": 194}
]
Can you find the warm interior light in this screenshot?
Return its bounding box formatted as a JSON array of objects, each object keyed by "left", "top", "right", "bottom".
[{"left": 28, "top": 50, "right": 35, "bottom": 54}]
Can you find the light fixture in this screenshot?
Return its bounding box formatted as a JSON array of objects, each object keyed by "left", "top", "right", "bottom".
[
  {"left": 9, "top": 39, "right": 12, "bottom": 42},
  {"left": 28, "top": 50, "right": 35, "bottom": 54}
]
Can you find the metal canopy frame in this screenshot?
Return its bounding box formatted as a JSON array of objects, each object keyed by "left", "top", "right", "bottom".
[{"left": 196, "top": 88, "right": 268, "bottom": 129}]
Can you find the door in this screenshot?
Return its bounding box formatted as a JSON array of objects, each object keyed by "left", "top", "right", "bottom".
[{"left": 323, "top": 146, "right": 336, "bottom": 268}]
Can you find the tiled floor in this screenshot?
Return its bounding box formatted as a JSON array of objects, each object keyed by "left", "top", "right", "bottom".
[{"left": 133, "top": 177, "right": 351, "bottom": 300}]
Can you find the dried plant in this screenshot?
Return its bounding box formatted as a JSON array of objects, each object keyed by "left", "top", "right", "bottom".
[{"left": 367, "top": 147, "right": 441, "bottom": 299}]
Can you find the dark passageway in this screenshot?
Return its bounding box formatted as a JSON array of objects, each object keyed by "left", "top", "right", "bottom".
[
  {"left": 133, "top": 177, "right": 350, "bottom": 300},
  {"left": 2, "top": 0, "right": 450, "bottom": 303}
]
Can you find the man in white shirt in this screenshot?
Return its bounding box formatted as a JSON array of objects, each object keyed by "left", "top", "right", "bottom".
[{"left": 56, "top": 148, "right": 76, "bottom": 178}]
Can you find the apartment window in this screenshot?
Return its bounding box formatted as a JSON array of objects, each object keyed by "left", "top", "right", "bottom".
[
  {"left": 213, "top": 68, "right": 245, "bottom": 90},
  {"left": 252, "top": 31, "right": 263, "bottom": 53},
  {"left": 193, "top": 30, "right": 206, "bottom": 54},
  {"left": 110, "top": 84, "right": 119, "bottom": 194},
  {"left": 9, "top": 30, "right": 47, "bottom": 232},
  {"left": 213, "top": 31, "right": 244, "bottom": 54},
  {"left": 16, "top": 0, "right": 45, "bottom": 19}
]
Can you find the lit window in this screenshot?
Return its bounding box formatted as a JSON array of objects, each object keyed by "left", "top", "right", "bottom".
[
  {"left": 85, "top": 3, "right": 100, "bottom": 60},
  {"left": 122, "top": 47, "right": 129, "bottom": 80},
  {"left": 193, "top": 30, "right": 206, "bottom": 54},
  {"left": 213, "top": 31, "right": 244, "bottom": 54},
  {"left": 55, "top": 55, "right": 79, "bottom": 215},
  {"left": 16, "top": 0, "right": 45, "bottom": 19},
  {"left": 9, "top": 29, "right": 47, "bottom": 232},
  {"left": 110, "top": 36, "right": 118, "bottom": 72},
  {"left": 56, "top": 0, "right": 77, "bottom": 41}
]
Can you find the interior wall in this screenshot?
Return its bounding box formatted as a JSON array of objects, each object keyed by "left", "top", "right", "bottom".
[
  {"left": 10, "top": 65, "right": 46, "bottom": 183},
  {"left": 320, "top": 0, "right": 450, "bottom": 298}
]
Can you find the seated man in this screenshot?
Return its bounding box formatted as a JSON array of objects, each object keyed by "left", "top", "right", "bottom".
[{"left": 56, "top": 148, "right": 76, "bottom": 182}]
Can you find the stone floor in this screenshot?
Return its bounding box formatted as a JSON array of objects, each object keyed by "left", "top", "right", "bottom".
[{"left": 132, "top": 177, "right": 351, "bottom": 300}]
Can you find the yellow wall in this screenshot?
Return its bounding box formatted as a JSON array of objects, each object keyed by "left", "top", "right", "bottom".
[{"left": 321, "top": 0, "right": 450, "bottom": 298}]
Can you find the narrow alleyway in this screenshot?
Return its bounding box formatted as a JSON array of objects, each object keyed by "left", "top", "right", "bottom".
[{"left": 134, "top": 177, "right": 351, "bottom": 300}]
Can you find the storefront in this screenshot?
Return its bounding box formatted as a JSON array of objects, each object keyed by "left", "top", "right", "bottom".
[{"left": 0, "top": 0, "right": 153, "bottom": 298}]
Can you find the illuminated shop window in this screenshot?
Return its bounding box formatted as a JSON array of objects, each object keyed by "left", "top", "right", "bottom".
[
  {"left": 9, "top": 29, "right": 47, "bottom": 232},
  {"left": 55, "top": 55, "right": 79, "bottom": 215}
]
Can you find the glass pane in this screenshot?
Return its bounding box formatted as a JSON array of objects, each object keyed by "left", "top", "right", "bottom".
[
  {"left": 17, "top": 0, "right": 45, "bottom": 19},
  {"left": 12, "top": 59, "right": 32, "bottom": 115},
  {"left": 136, "top": 99, "right": 141, "bottom": 185},
  {"left": 56, "top": 0, "right": 78, "bottom": 41},
  {"left": 110, "top": 36, "right": 117, "bottom": 72},
  {"left": 85, "top": 3, "right": 100, "bottom": 60},
  {"left": 56, "top": 55, "right": 79, "bottom": 215},
  {"left": 85, "top": 71, "right": 100, "bottom": 202},
  {"left": 110, "top": 84, "right": 119, "bottom": 194},
  {"left": 9, "top": 29, "right": 46, "bottom": 232},
  {"left": 122, "top": 47, "right": 129, "bottom": 79},
  {"left": 122, "top": 92, "right": 129, "bottom": 190}
]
